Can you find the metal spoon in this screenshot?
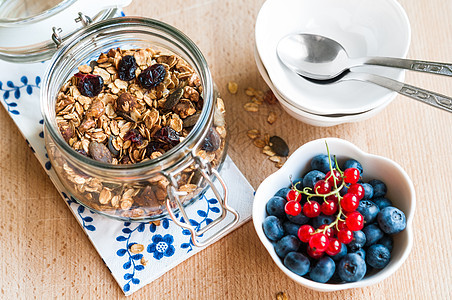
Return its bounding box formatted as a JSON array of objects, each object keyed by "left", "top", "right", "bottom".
[
  {"left": 276, "top": 33, "right": 452, "bottom": 80},
  {"left": 277, "top": 34, "right": 452, "bottom": 113}
]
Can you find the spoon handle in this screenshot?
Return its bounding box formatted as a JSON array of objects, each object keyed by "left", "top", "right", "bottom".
[
  {"left": 358, "top": 73, "right": 452, "bottom": 113},
  {"left": 363, "top": 57, "right": 452, "bottom": 77}
]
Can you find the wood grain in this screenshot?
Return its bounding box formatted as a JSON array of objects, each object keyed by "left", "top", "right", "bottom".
[{"left": 1, "top": 0, "right": 451, "bottom": 299}]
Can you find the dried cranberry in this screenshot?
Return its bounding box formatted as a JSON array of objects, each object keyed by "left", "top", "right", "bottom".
[
  {"left": 117, "top": 55, "right": 137, "bottom": 81},
  {"left": 146, "top": 141, "right": 164, "bottom": 155},
  {"left": 201, "top": 128, "right": 221, "bottom": 152},
  {"left": 138, "top": 64, "right": 166, "bottom": 89},
  {"left": 154, "top": 126, "right": 180, "bottom": 146},
  {"left": 74, "top": 73, "right": 104, "bottom": 97},
  {"left": 124, "top": 128, "right": 143, "bottom": 145}
]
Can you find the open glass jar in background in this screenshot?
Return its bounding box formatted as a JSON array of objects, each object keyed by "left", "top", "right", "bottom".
[{"left": 34, "top": 17, "right": 239, "bottom": 246}]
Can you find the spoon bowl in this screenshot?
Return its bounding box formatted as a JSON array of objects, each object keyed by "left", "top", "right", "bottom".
[{"left": 277, "top": 33, "right": 452, "bottom": 80}]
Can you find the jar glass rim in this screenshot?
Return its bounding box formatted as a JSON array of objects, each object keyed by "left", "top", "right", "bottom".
[
  {"left": 0, "top": 0, "right": 76, "bottom": 24},
  {"left": 41, "top": 17, "right": 214, "bottom": 173}
]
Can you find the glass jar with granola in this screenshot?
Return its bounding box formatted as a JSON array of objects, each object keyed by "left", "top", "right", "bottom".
[{"left": 41, "top": 18, "right": 238, "bottom": 246}]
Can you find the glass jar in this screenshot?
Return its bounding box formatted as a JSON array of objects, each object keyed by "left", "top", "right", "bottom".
[{"left": 41, "top": 17, "right": 238, "bottom": 246}]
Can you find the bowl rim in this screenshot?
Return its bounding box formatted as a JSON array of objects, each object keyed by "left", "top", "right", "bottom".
[
  {"left": 252, "top": 137, "right": 415, "bottom": 291},
  {"left": 255, "top": 0, "right": 412, "bottom": 115}
]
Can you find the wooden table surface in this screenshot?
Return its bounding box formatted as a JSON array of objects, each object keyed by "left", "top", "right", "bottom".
[{"left": 1, "top": 0, "right": 451, "bottom": 299}]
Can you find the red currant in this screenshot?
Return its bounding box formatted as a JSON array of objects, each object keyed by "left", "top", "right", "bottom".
[
  {"left": 336, "top": 220, "right": 347, "bottom": 231},
  {"left": 318, "top": 224, "right": 334, "bottom": 238},
  {"left": 298, "top": 225, "right": 315, "bottom": 243},
  {"left": 325, "top": 169, "right": 342, "bottom": 186},
  {"left": 314, "top": 180, "right": 331, "bottom": 195},
  {"left": 303, "top": 201, "right": 321, "bottom": 218},
  {"left": 348, "top": 183, "right": 365, "bottom": 200},
  {"left": 309, "top": 233, "right": 329, "bottom": 252},
  {"left": 321, "top": 199, "right": 338, "bottom": 215},
  {"left": 343, "top": 168, "right": 360, "bottom": 184},
  {"left": 346, "top": 211, "right": 364, "bottom": 231},
  {"left": 286, "top": 189, "right": 301, "bottom": 202},
  {"left": 325, "top": 238, "right": 342, "bottom": 256},
  {"left": 285, "top": 200, "right": 302, "bottom": 216},
  {"left": 307, "top": 246, "right": 324, "bottom": 259},
  {"left": 337, "top": 229, "right": 354, "bottom": 244},
  {"left": 341, "top": 193, "right": 359, "bottom": 212}
]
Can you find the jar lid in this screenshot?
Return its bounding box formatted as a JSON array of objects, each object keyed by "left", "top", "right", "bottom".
[{"left": 0, "top": 0, "right": 131, "bottom": 63}]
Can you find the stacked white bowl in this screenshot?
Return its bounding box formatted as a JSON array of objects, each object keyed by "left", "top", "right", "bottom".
[{"left": 255, "top": 0, "right": 411, "bottom": 127}]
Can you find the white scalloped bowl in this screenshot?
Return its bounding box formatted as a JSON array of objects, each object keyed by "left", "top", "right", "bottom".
[{"left": 252, "top": 138, "right": 415, "bottom": 292}]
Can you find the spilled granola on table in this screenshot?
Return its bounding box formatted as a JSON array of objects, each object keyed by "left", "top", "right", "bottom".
[{"left": 52, "top": 47, "right": 226, "bottom": 218}]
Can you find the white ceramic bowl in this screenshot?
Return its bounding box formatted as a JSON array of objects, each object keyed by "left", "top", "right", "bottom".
[
  {"left": 254, "top": 46, "right": 391, "bottom": 127},
  {"left": 252, "top": 138, "right": 415, "bottom": 291},
  {"left": 255, "top": 0, "right": 411, "bottom": 115}
]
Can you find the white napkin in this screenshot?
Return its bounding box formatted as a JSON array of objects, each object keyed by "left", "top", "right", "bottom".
[{"left": 0, "top": 58, "right": 254, "bottom": 295}]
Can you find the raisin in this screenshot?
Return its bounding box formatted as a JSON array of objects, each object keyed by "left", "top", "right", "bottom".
[
  {"left": 154, "top": 126, "right": 180, "bottom": 146},
  {"left": 201, "top": 128, "right": 221, "bottom": 152},
  {"left": 117, "top": 55, "right": 137, "bottom": 81},
  {"left": 88, "top": 141, "right": 112, "bottom": 163},
  {"left": 138, "top": 64, "right": 166, "bottom": 89},
  {"left": 74, "top": 73, "right": 104, "bottom": 97},
  {"left": 124, "top": 129, "right": 143, "bottom": 145},
  {"left": 146, "top": 141, "right": 164, "bottom": 155}
]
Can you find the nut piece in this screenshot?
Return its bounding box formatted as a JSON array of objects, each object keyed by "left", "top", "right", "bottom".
[
  {"left": 85, "top": 99, "right": 105, "bottom": 118},
  {"left": 88, "top": 141, "right": 113, "bottom": 163},
  {"left": 267, "top": 111, "right": 277, "bottom": 124},
  {"left": 116, "top": 92, "right": 138, "bottom": 114},
  {"left": 247, "top": 129, "right": 260, "bottom": 140},
  {"left": 244, "top": 102, "right": 259, "bottom": 112},
  {"left": 130, "top": 244, "right": 144, "bottom": 254},
  {"left": 227, "top": 81, "right": 238, "bottom": 94},
  {"left": 58, "top": 121, "right": 74, "bottom": 142},
  {"left": 269, "top": 136, "right": 289, "bottom": 157}
]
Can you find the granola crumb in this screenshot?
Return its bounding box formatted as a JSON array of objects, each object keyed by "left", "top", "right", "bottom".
[
  {"left": 267, "top": 111, "right": 277, "bottom": 124},
  {"left": 253, "top": 139, "right": 266, "bottom": 148},
  {"left": 247, "top": 129, "right": 260, "bottom": 140},
  {"left": 227, "top": 81, "right": 238, "bottom": 94},
  {"left": 276, "top": 292, "right": 288, "bottom": 300},
  {"left": 130, "top": 244, "right": 145, "bottom": 254},
  {"left": 141, "top": 257, "right": 148, "bottom": 266},
  {"left": 245, "top": 87, "right": 256, "bottom": 96},
  {"left": 244, "top": 102, "right": 259, "bottom": 112}
]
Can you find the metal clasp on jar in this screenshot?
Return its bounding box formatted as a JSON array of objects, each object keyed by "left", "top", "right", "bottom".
[
  {"left": 52, "top": 12, "right": 93, "bottom": 48},
  {"left": 164, "top": 152, "right": 239, "bottom": 247}
]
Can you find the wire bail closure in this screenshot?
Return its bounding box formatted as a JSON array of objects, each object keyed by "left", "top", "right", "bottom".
[
  {"left": 165, "top": 153, "right": 239, "bottom": 247},
  {"left": 51, "top": 12, "right": 93, "bottom": 48}
]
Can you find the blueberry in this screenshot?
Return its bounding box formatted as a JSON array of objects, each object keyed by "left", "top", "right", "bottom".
[
  {"left": 338, "top": 253, "right": 367, "bottom": 282},
  {"left": 303, "top": 170, "right": 326, "bottom": 189},
  {"left": 330, "top": 243, "right": 347, "bottom": 261},
  {"left": 274, "top": 235, "right": 300, "bottom": 258},
  {"left": 369, "top": 179, "right": 387, "bottom": 198},
  {"left": 266, "top": 196, "right": 287, "bottom": 218},
  {"left": 361, "top": 183, "right": 374, "bottom": 200},
  {"left": 343, "top": 159, "right": 363, "bottom": 175},
  {"left": 263, "top": 216, "right": 284, "bottom": 241},
  {"left": 348, "top": 230, "right": 366, "bottom": 252},
  {"left": 356, "top": 200, "right": 380, "bottom": 224},
  {"left": 366, "top": 244, "right": 391, "bottom": 269},
  {"left": 379, "top": 235, "right": 394, "bottom": 253},
  {"left": 353, "top": 248, "right": 366, "bottom": 260},
  {"left": 311, "top": 154, "right": 336, "bottom": 174},
  {"left": 284, "top": 252, "right": 310, "bottom": 276},
  {"left": 292, "top": 178, "right": 303, "bottom": 190},
  {"left": 373, "top": 197, "right": 393, "bottom": 210},
  {"left": 309, "top": 257, "right": 336, "bottom": 283},
  {"left": 287, "top": 212, "right": 309, "bottom": 225},
  {"left": 362, "top": 223, "right": 384, "bottom": 247},
  {"left": 312, "top": 214, "right": 336, "bottom": 229},
  {"left": 377, "top": 206, "right": 406, "bottom": 234},
  {"left": 283, "top": 221, "right": 300, "bottom": 236},
  {"left": 274, "top": 187, "right": 291, "bottom": 199}
]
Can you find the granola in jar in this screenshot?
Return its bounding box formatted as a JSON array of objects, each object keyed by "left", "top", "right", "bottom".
[{"left": 51, "top": 47, "right": 227, "bottom": 219}]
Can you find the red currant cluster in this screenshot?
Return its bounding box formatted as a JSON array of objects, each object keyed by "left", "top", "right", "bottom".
[{"left": 284, "top": 165, "right": 365, "bottom": 259}]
